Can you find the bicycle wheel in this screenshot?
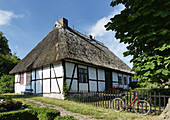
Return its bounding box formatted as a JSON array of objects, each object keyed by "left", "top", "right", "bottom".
[
  {"left": 111, "top": 98, "right": 124, "bottom": 112},
  {"left": 133, "top": 100, "right": 150, "bottom": 115}
]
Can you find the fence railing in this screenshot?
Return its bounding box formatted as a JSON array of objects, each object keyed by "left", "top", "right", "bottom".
[{"left": 67, "top": 90, "right": 170, "bottom": 115}]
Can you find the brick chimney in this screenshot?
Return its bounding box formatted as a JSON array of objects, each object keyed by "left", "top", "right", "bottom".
[
  {"left": 59, "top": 18, "right": 68, "bottom": 28},
  {"left": 88, "top": 35, "right": 93, "bottom": 39}
]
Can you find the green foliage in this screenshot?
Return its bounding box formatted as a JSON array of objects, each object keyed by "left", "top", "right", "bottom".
[
  {"left": 0, "top": 31, "right": 20, "bottom": 77},
  {"left": 0, "top": 31, "right": 11, "bottom": 55},
  {"left": 105, "top": 0, "right": 170, "bottom": 83},
  {"left": 0, "top": 107, "right": 60, "bottom": 120},
  {"left": 63, "top": 82, "right": 70, "bottom": 99},
  {"left": 134, "top": 88, "right": 170, "bottom": 96},
  {"left": 5, "top": 95, "right": 13, "bottom": 101},
  {"left": 54, "top": 115, "right": 77, "bottom": 120},
  {"left": 0, "top": 74, "right": 15, "bottom": 93}
]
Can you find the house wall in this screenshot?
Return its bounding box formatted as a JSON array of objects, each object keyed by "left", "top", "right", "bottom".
[
  {"left": 65, "top": 61, "right": 131, "bottom": 92},
  {"left": 15, "top": 62, "right": 64, "bottom": 99}
]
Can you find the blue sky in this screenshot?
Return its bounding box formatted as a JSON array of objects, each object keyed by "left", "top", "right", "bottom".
[{"left": 0, "top": 0, "right": 132, "bottom": 68}]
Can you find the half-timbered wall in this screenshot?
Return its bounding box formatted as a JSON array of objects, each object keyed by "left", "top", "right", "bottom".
[
  {"left": 15, "top": 62, "right": 64, "bottom": 99},
  {"left": 65, "top": 61, "right": 131, "bottom": 92},
  {"left": 65, "top": 62, "right": 106, "bottom": 92}
]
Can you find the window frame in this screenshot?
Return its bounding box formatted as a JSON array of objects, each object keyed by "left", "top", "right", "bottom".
[
  {"left": 118, "top": 76, "right": 122, "bottom": 85},
  {"left": 124, "top": 77, "right": 127, "bottom": 85},
  {"left": 78, "top": 67, "right": 88, "bottom": 83},
  {"left": 26, "top": 72, "right": 31, "bottom": 85},
  {"left": 20, "top": 73, "right": 24, "bottom": 85}
]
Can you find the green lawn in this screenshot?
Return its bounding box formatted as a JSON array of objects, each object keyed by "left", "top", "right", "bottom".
[{"left": 1, "top": 93, "right": 158, "bottom": 120}]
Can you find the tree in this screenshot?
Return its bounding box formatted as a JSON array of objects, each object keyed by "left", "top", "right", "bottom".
[
  {"left": 0, "top": 31, "right": 11, "bottom": 55},
  {"left": 0, "top": 31, "right": 20, "bottom": 93},
  {"left": 105, "top": 0, "right": 170, "bottom": 83},
  {"left": 0, "top": 31, "right": 20, "bottom": 76}
]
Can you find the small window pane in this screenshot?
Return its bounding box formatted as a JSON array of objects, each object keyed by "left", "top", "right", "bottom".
[
  {"left": 84, "top": 74, "right": 87, "bottom": 83},
  {"left": 79, "top": 74, "right": 83, "bottom": 83}
]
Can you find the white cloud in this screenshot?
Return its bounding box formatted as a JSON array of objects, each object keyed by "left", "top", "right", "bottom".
[
  {"left": 88, "top": 4, "right": 133, "bottom": 68},
  {"left": 0, "top": 9, "right": 23, "bottom": 26}
]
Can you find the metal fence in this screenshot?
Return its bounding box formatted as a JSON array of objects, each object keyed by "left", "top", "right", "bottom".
[{"left": 67, "top": 90, "right": 170, "bottom": 115}]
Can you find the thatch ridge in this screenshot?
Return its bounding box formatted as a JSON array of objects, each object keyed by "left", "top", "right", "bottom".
[{"left": 10, "top": 25, "right": 132, "bottom": 74}]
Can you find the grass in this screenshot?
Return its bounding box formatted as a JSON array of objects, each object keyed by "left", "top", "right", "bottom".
[{"left": 0, "top": 93, "right": 158, "bottom": 120}]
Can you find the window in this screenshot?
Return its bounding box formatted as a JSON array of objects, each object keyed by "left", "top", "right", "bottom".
[
  {"left": 118, "top": 76, "right": 122, "bottom": 85},
  {"left": 78, "top": 68, "right": 88, "bottom": 83},
  {"left": 26, "top": 72, "right": 31, "bottom": 85},
  {"left": 20, "top": 73, "right": 24, "bottom": 85},
  {"left": 129, "top": 77, "right": 132, "bottom": 84},
  {"left": 124, "top": 77, "right": 127, "bottom": 85}
]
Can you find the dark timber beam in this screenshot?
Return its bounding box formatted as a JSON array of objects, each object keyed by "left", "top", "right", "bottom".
[
  {"left": 69, "top": 64, "right": 77, "bottom": 90},
  {"left": 96, "top": 68, "right": 99, "bottom": 92},
  {"left": 42, "top": 66, "right": 43, "bottom": 94},
  {"left": 35, "top": 68, "right": 36, "bottom": 94},
  {"left": 87, "top": 66, "right": 90, "bottom": 92},
  {"left": 52, "top": 64, "right": 61, "bottom": 93},
  {"left": 50, "top": 64, "right": 51, "bottom": 93}
]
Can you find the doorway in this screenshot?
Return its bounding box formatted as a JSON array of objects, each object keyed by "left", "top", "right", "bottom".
[{"left": 105, "top": 71, "right": 112, "bottom": 91}]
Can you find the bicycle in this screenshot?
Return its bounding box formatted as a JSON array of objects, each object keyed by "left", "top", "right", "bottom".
[{"left": 111, "top": 93, "right": 150, "bottom": 115}]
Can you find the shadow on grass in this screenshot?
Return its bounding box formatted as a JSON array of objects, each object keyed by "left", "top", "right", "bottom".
[{"left": 0, "top": 93, "right": 38, "bottom": 99}]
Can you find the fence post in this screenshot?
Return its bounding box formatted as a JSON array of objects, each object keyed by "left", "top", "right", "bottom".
[
  {"left": 159, "top": 92, "right": 161, "bottom": 114},
  {"left": 154, "top": 91, "right": 156, "bottom": 114}
]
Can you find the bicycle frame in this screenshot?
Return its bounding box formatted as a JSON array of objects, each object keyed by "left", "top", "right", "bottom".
[{"left": 123, "top": 96, "right": 141, "bottom": 107}]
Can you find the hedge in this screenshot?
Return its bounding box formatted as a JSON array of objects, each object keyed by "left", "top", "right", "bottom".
[
  {"left": 0, "top": 107, "right": 60, "bottom": 120},
  {"left": 133, "top": 88, "right": 170, "bottom": 95},
  {"left": 54, "top": 115, "right": 77, "bottom": 120}
]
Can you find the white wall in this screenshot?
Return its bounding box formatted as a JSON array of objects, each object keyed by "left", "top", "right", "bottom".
[{"left": 15, "top": 62, "right": 64, "bottom": 99}]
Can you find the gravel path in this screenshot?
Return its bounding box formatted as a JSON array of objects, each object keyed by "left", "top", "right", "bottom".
[{"left": 26, "top": 98, "right": 103, "bottom": 120}]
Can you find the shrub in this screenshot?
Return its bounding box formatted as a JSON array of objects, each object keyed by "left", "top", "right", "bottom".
[
  {"left": 0, "top": 107, "right": 60, "bottom": 120},
  {"left": 2, "top": 100, "right": 23, "bottom": 111},
  {"left": 54, "top": 115, "right": 77, "bottom": 120},
  {"left": 0, "top": 75, "right": 14, "bottom": 93}
]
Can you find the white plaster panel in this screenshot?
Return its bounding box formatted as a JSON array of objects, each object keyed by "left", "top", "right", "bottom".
[
  {"left": 36, "top": 80, "right": 42, "bottom": 93},
  {"left": 24, "top": 72, "right": 26, "bottom": 85},
  {"left": 79, "top": 83, "right": 88, "bottom": 92},
  {"left": 98, "top": 69, "right": 105, "bottom": 80},
  {"left": 36, "top": 69, "right": 42, "bottom": 79},
  {"left": 58, "top": 78, "right": 63, "bottom": 93},
  {"left": 51, "top": 79, "right": 58, "bottom": 92},
  {"left": 65, "top": 62, "right": 77, "bottom": 78},
  {"left": 31, "top": 81, "right": 35, "bottom": 93},
  {"left": 89, "top": 67, "right": 96, "bottom": 79},
  {"left": 32, "top": 70, "right": 35, "bottom": 80},
  {"left": 15, "top": 74, "right": 20, "bottom": 82},
  {"left": 51, "top": 64, "right": 63, "bottom": 78},
  {"left": 89, "top": 81, "right": 97, "bottom": 92},
  {"left": 71, "top": 79, "right": 77, "bottom": 91},
  {"left": 43, "top": 66, "right": 50, "bottom": 78},
  {"left": 51, "top": 78, "right": 63, "bottom": 93},
  {"left": 66, "top": 79, "right": 77, "bottom": 91},
  {"left": 98, "top": 82, "right": 105, "bottom": 91},
  {"left": 43, "top": 79, "right": 50, "bottom": 93}
]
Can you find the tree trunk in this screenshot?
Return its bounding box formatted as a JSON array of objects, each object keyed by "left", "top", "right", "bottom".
[{"left": 158, "top": 98, "right": 170, "bottom": 120}]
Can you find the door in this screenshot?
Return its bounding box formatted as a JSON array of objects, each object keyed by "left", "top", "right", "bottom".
[{"left": 105, "top": 71, "right": 112, "bottom": 91}]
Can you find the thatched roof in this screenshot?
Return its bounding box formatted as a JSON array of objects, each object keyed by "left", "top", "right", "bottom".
[{"left": 10, "top": 19, "right": 132, "bottom": 74}]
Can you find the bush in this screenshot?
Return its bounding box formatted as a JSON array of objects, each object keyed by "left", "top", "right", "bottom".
[
  {"left": 54, "top": 115, "right": 77, "bottom": 120},
  {"left": 0, "top": 107, "right": 60, "bottom": 120},
  {"left": 134, "top": 88, "right": 170, "bottom": 95},
  {"left": 1, "top": 100, "right": 22, "bottom": 111},
  {"left": 0, "top": 75, "right": 14, "bottom": 93}
]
